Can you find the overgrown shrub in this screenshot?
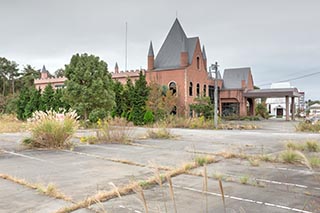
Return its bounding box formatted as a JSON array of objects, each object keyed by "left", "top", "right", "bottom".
[
  {"left": 24, "top": 110, "right": 79, "bottom": 148},
  {"left": 296, "top": 121, "right": 320, "bottom": 133},
  {"left": 89, "top": 108, "right": 107, "bottom": 123},
  {"left": 255, "top": 103, "right": 269, "bottom": 119},
  {"left": 96, "top": 117, "right": 134, "bottom": 144},
  {"left": 146, "top": 127, "right": 173, "bottom": 139},
  {"left": 143, "top": 110, "right": 154, "bottom": 124}
]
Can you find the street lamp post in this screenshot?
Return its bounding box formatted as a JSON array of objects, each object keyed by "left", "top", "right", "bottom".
[{"left": 209, "top": 62, "right": 219, "bottom": 129}]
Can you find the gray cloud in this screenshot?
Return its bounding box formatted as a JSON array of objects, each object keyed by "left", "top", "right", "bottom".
[{"left": 1, "top": 0, "right": 319, "bottom": 100}]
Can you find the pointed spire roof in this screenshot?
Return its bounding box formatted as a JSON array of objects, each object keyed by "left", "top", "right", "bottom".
[
  {"left": 41, "top": 65, "right": 47, "bottom": 73},
  {"left": 115, "top": 62, "right": 119, "bottom": 69},
  {"left": 148, "top": 41, "right": 154, "bottom": 56},
  {"left": 154, "top": 18, "right": 197, "bottom": 70},
  {"left": 202, "top": 45, "right": 207, "bottom": 60}
]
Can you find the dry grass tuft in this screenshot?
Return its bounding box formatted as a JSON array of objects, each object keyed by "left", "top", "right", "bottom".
[
  {"left": 0, "top": 174, "right": 71, "bottom": 201},
  {"left": 96, "top": 117, "right": 134, "bottom": 144},
  {"left": 146, "top": 127, "right": 174, "bottom": 139},
  {"left": 0, "top": 114, "right": 26, "bottom": 133}
]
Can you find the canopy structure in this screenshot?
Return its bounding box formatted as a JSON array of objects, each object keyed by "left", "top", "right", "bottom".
[{"left": 244, "top": 88, "right": 301, "bottom": 121}]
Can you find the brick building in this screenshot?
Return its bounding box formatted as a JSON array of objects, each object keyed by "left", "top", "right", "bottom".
[{"left": 34, "top": 18, "right": 257, "bottom": 118}]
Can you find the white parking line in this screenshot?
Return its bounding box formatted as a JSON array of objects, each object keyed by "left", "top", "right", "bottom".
[{"left": 173, "top": 184, "right": 312, "bottom": 213}]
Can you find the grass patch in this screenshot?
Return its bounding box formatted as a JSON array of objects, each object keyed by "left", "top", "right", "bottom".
[
  {"left": 24, "top": 110, "right": 78, "bottom": 149},
  {"left": 239, "top": 175, "right": 249, "bottom": 184},
  {"left": 296, "top": 121, "right": 320, "bottom": 133},
  {"left": 285, "top": 140, "right": 320, "bottom": 152},
  {"left": 0, "top": 174, "right": 71, "bottom": 201},
  {"left": 309, "top": 156, "right": 320, "bottom": 168},
  {"left": 146, "top": 127, "right": 174, "bottom": 139},
  {"left": 80, "top": 136, "right": 98, "bottom": 144},
  {"left": 96, "top": 117, "right": 134, "bottom": 144},
  {"left": 194, "top": 155, "right": 216, "bottom": 166},
  {"left": 280, "top": 149, "right": 303, "bottom": 164},
  {"left": 306, "top": 140, "right": 320, "bottom": 152},
  {"left": 249, "top": 158, "right": 260, "bottom": 167},
  {"left": 0, "top": 114, "right": 25, "bottom": 133}
]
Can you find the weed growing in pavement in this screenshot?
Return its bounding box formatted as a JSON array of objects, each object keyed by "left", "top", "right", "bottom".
[
  {"left": 23, "top": 110, "right": 78, "bottom": 149},
  {"left": 249, "top": 158, "right": 260, "bottom": 167},
  {"left": 80, "top": 136, "right": 98, "bottom": 144},
  {"left": 309, "top": 156, "right": 320, "bottom": 168},
  {"left": 306, "top": 140, "right": 320, "bottom": 152},
  {"left": 96, "top": 117, "right": 134, "bottom": 144},
  {"left": 146, "top": 127, "right": 174, "bottom": 139},
  {"left": 194, "top": 155, "right": 216, "bottom": 166},
  {"left": 239, "top": 175, "right": 250, "bottom": 184},
  {"left": 280, "top": 149, "right": 303, "bottom": 164},
  {"left": 296, "top": 121, "right": 320, "bottom": 133}
]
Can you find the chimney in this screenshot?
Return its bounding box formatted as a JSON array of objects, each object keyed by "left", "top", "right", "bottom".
[
  {"left": 180, "top": 37, "right": 188, "bottom": 67},
  {"left": 147, "top": 41, "right": 154, "bottom": 70}
]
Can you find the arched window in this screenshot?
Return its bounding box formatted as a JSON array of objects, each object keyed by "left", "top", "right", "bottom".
[
  {"left": 189, "top": 82, "right": 193, "bottom": 96},
  {"left": 169, "top": 82, "right": 177, "bottom": 95},
  {"left": 196, "top": 56, "right": 200, "bottom": 70},
  {"left": 196, "top": 83, "right": 200, "bottom": 97},
  {"left": 203, "top": 84, "right": 206, "bottom": 97}
]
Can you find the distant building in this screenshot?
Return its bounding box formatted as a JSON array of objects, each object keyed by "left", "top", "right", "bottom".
[
  {"left": 34, "top": 66, "right": 66, "bottom": 91},
  {"left": 265, "top": 82, "right": 302, "bottom": 118},
  {"left": 309, "top": 103, "right": 320, "bottom": 116}
]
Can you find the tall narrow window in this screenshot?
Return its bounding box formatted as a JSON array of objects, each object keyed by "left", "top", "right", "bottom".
[
  {"left": 189, "top": 82, "right": 193, "bottom": 96},
  {"left": 169, "top": 82, "right": 177, "bottom": 95},
  {"left": 196, "top": 56, "right": 200, "bottom": 69},
  {"left": 196, "top": 83, "right": 200, "bottom": 97},
  {"left": 203, "top": 84, "right": 206, "bottom": 97}
]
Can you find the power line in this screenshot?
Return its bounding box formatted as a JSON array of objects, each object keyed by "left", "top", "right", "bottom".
[{"left": 258, "top": 70, "right": 320, "bottom": 87}]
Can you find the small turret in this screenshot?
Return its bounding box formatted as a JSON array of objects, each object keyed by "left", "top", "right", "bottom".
[
  {"left": 115, "top": 62, "right": 119, "bottom": 73},
  {"left": 41, "top": 65, "right": 48, "bottom": 79},
  {"left": 147, "top": 41, "right": 154, "bottom": 70}
]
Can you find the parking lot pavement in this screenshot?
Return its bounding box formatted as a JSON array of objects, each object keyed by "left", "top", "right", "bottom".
[
  {"left": 0, "top": 120, "right": 320, "bottom": 212},
  {"left": 0, "top": 178, "right": 70, "bottom": 213}
]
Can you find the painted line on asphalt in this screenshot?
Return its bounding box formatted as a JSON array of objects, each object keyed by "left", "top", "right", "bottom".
[
  {"left": 173, "top": 184, "right": 312, "bottom": 213},
  {"left": 2, "top": 149, "right": 49, "bottom": 163}
]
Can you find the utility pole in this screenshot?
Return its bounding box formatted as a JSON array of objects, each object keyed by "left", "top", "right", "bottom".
[
  {"left": 125, "top": 22, "right": 128, "bottom": 72},
  {"left": 211, "top": 62, "right": 219, "bottom": 129}
]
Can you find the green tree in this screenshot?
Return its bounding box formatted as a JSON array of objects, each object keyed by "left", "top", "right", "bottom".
[
  {"left": 122, "top": 78, "right": 135, "bottom": 119},
  {"left": 63, "top": 53, "right": 115, "bottom": 120},
  {"left": 147, "top": 82, "right": 178, "bottom": 120},
  {"left": 24, "top": 87, "right": 41, "bottom": 118},
  {"left": 20, "top": 65, "right": 40, "bottom": 89},
  {"left": 130, "top": 71, "right": 149, "bottom": 125},
  {"left": 53, "top": 89, "right": 70, "bottom": 111},
  {"left": 16, "top": 88, "right": 31, "bottom": 120},
  {"left": 111, "top": 80, "right": 125, "bottom": 117},
  {"left": 190, "top": 96, "right": 214, "bottom": 119},
  {"left": 54, "top": 68, "right": 65, "bottom": 77},
  {"left": 41, "top": 84, "right": 55, "bottom": 111}
]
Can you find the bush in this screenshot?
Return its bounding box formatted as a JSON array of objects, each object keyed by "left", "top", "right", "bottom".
[
  {"left": 296, "top": 121, "right": 320, "bottom": 133},
  {"left": 255, "top": 103, "right": 269, "bottom": 119},
  {"left": 89, "top": 108, "right": 107, "bottom": 123},
  {"left": 96, "top": 117, "right": 134, "bottom": 144},
  {"left": 146, "top": 128, "right": 173, "bottom": 139},
  {"left": 24, "top": 110, "right": 79, "bottom": 148},
  {"left": 143, "top": 110, "right": 154, "bottom": 124}
]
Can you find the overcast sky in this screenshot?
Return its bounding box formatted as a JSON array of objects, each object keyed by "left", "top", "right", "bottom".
[{"left": 1, "top": 0, "right": 319, "bottom": 100}]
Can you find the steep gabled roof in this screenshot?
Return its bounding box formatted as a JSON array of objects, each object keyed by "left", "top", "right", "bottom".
[
  {"left": 154, "top": 18, "right": 198, "bottom": 70},
  {"left": 223, "top": 67, "right": 251, "bottom": 89}
]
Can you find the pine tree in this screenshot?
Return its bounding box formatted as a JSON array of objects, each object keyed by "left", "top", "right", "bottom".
[
  {"left": 41, "top": 84, "right": 55, "bottom": 111},
  {"left": 16, "top": 87, "right": 31, "bottom": 120},
  {"left": 111, "top": 80, "right": 125, "bottom": 117},
  {"left": 24, "top": 87, "right": 41, "bottom": 118},
  {"left": 130, "top": 71, "right": 149, "bottom": 125}
]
